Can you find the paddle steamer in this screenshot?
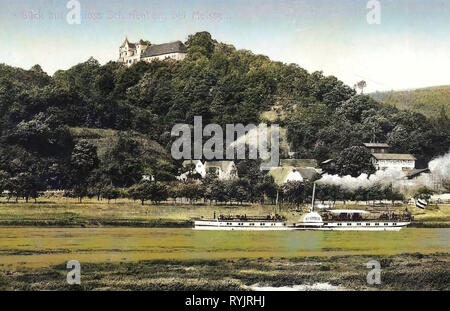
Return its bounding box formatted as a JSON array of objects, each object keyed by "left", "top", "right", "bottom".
[
  {"left": 293, "top": 183, "right": 412, "bottom": 231},
  {"left": 194, "top": 184, "right": 413, "bottom": 231}
]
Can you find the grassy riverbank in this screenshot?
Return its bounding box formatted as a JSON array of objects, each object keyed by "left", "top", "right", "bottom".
[
  {"left": 0, "top": 198, "right": 449, "bottom": 228},
  {"left": 0, "top": 253, "right": 447, "bottom": 291}
]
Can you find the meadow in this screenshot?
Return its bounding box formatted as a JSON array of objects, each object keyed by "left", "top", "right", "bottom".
[
  {"left": 0, "top": 197, "right": 449, "bottom": 228},
  {"left": 0, "top": 253, "right": 448, "bottom": 291},
  {"left": 0, "top": 198, "right": 448, "bottom": 291}
]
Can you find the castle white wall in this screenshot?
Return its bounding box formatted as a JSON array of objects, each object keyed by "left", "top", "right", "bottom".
[
  {"left": 142, "top": 52, "right": 186, "bottom": 62},
  {"left": 119, "top": 41, "right": 186, "bottom": 67}
]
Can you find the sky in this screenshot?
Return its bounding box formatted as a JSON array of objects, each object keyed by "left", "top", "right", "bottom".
[{"left": 1, "top": 0, "right": 450, "bottom": 92}]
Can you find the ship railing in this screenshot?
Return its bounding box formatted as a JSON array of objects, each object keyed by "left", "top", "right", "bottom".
[{"left": 218, "top": 214, "right": 286, "bottom": 221}]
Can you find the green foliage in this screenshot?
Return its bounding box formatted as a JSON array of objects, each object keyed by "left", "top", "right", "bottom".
[
  {"left": 443, "top": 180, "right": 450, "bottom": 193},
  {"left": 100, "top": 133, "right": 145, "bottom": 187},
  {"left": 8, "top": 172, "right": 46, "bottom": 202},
  {"left": 177, "top": 182, "right": 204, "bottom": 203},
  {"left": 70, "top": 140, "right": 99, "bottom": 202},
  {"left": 335, "top": 146, "right": 376, "bottom": 177},
  {"left": 0, "top": 32, "right": 448, "bottom": 200},
  {"left": 101, "top": 185, "right": 121, "bottom": 203},
  {"left": 371, "top": 86, "right": 450, "bottom": 119},
  {"left": 315, "top": 183, "right": 404, "bottom": 203},
  {"left": 287, "top": 94, "right": 449, "bottom": 165},
  {"left": 128, "top": 181, "right": 168, "bottom": 205},
  {"left": 281, "top": 181, "right": 310, "bottom": 207}
]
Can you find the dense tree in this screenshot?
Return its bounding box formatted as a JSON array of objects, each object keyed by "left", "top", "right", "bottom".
[
  {"left": 128, "top": 182, "right": 152, "bottom": 205},
  {"left": 0, "top": 170, "right": 9, "bottom": 195},
  {"left": 178, "top": 182, "right": 204, "bottom": 204},
  {"left": 101, "top": 134, "right": 144, "bottom": 187},
  {"left": 9, "top": 172, "right": 45, "bottom": 203},
  {"left": 281, "top": 181, "right": 306, "bottom": 207},
  {"left": 335, "top": 146, "right": 376, "bottom": 177},
  {"left": 70, "top": 140, "right": 99, "bottom": 202},
  {"left": 128, "top": 181, "right": 168, "bottom": 205},
  {"left": 101, "top": 185, "right": 121, "bottom": 203}
]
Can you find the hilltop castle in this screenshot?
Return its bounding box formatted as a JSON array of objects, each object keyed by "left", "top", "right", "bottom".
[{"left": 118, "top": 37, "right": 187, "bottom": 67}]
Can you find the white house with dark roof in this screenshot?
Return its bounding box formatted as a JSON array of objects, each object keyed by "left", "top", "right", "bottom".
[
  {"left": 119, "top": 38, "right": 187, "bottom": 67},
  {"left": 371, "top": 153, "right": 416, "bottom": 171}
]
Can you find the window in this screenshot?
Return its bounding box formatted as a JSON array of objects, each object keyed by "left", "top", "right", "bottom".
[
  {"left": 357, "top": 223, "right": 362, "bottom": 226},
  {"left": 366, "top": 223, "right": 371, "bottom": 226},
  {"left": 347, "top": 223, "right": 352, "bottom": 226},
  {"left": 384, "top": 223, "right": 389, "bottom": 226},
  {"left": 375, "top": 223, "right": 380, "bottom": 226}
]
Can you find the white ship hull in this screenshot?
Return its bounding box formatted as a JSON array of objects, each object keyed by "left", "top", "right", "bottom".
[
  {"left": 293, "top": 221, "right": 411, "bottom": 231},
  {"left": 194, "top": 220, "right": 290, "bottom": 231},
  {"left": 194, "top": 220, "right": 411, "bottom": 231}
]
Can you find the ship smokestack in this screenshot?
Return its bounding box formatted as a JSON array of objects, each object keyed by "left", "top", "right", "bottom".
[{"left": 311, "top": 182, "right": 316, "bottom": 212}]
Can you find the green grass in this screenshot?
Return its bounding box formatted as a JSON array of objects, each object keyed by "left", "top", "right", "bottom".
[
  {"left": 0, "top": 253, "right": 447, "bottom": 291},
  {"left": 0, "top": 198, "right": 447, "bottom": 291},
  {"left": 0, "top": 197, "right": 283, "bottom": 227},
  {"left": 0, "top": 198, "right": 449, "bottom": 227},
  {"left": 370, "top": 85, "right": 450, "bottom": 119}
]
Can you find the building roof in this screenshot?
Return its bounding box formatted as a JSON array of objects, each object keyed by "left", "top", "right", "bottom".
[
  {"left": 269, "top": 167, "right": 297, "bottom": 186},
  {"left": 363, "top": 143, "right": 390, "bottom": 148},
  {"left": 121, "top": 38, "right": 129, "bottom": 47},
  {"left": 269, "top": 166, "right": 319, "bottom": 185},
  {"left": 404, "top": 168, "right": 430, "bottom": 179},
  {"left": 280, "top": 159, "right": 318, "bottom": 168},
  {"left": 121, "top": 38, "right": 135, "bottom": 48},
  {"left": 372, "top": 153, "right": 416, "bottom": 161},
  {"left": 142, "top": 41, "right": 187, "bottom": 58},
  {"left": 296, "top": 167, "right": 319, "bottom": 180},
  {"left": 321, "top": 159, "right": 334, "bottom": 165}
]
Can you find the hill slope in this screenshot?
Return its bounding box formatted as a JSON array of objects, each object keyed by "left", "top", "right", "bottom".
[
  {"left": 370, "top": 86, "right": 450, "bottom": 119},
  {"left": 69, "top": 127, "right": 170, "bottom": 159},
  {"left": 0, "top": 31, "right": 449, "bottom": 191}
]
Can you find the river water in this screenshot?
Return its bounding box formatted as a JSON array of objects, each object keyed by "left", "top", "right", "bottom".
[{"left": 0, "top": 227, "right": 448, "bottom": 269}]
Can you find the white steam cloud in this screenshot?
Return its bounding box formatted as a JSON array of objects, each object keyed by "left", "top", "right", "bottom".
[
  {"left": 429, "top": 151, "right": 450, "bottom": 178},
  {"left": 318, "top": 151, "right": 450, "bottom": 197}
]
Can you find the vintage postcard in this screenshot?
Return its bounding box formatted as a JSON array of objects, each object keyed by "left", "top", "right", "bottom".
[{"left": 0, "top": 0, "right": 448, "bottom": 302}]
